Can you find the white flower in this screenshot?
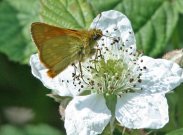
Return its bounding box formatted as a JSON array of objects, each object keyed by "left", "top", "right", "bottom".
[{"left": 30, "top": 10, "right": 183, "bottom": 135}]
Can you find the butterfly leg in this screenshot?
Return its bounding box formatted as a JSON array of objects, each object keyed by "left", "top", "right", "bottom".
[
  {"left": 97, "top": 48, "right": 103, "bottom": 59},
  {"left": 71, "top": 63, "right": 77, "bottom": 80},
  {"left": 78, "top": 61, "right": 89, "bottom": 85},
  {"left": 93, "top": 48, "right": 103, "bottom": 72},
  {"left": 79, "top": 61, "right": 83, "bottom": 78}
]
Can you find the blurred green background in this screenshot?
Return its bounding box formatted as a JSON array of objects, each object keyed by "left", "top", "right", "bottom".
[{"left": 0, "top": 0, "right": 183, "bottom": 135}]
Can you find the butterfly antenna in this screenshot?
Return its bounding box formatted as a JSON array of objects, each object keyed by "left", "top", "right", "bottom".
[{"left": 102, "top": 35, "right": 120, "bottom": 43}]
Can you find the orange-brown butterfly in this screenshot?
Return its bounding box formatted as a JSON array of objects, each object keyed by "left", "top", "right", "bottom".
[{"left": 31, "top": 22, "right": 103, "bottom": 78}]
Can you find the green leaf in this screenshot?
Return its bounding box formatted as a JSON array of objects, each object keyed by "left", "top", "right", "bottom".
[
  {"left": 25, "top": 124, "right": 64, "bottom": 135},
  {"left": 175, "top": 0, "right": 183, "bottom": 13},
  {"left": 175, "top": 85, "right": 183, "bottom": 127},
  {"left": 0, "top": 124, "right": 64, "bottom": 135},
  {"left": 160, "top": 92, "right": 179, "bottom": 132},
  {"left": 158, "top": 85, "right": 183, "bottom": 133},
  {"left": 115, "top": 0, "right": 179, "bottom": 57},
  {"left": 88, "top": 0, "right": 121, "bottom": 14},
  {"left": 90, "top": 0, "right": 179, "bottom": 57},
  {"left": 169, "top": 14, "right": 183, "bottom": 50},
  {"left": 166, "top": 128, "right": 183, "bottom": 135},
  {"left": 0, "top": 125, "right": 24, "bottom": 135},
  {"left": 0, "top": 0, "right": 39, "bottom": 64},
  {"left": 41, "top": 0, "right": 95, "bottom": 29}
]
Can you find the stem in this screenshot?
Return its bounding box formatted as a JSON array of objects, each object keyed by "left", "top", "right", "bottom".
[
  {"left": 109, "top": 116, "right": 115, "bottom": 135},
  {"left": 101, "top": 116, "right": 116, "bottom": 135},
  {"left": 122, "top": 128, "right": 126, "bottom": 135},
  {"left": 139, "top": 129, "right": 146, "bottom": 135}
]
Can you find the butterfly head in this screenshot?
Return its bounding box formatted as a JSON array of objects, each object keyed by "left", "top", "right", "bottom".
[{"left": 91, "top": 29, "right": 103, "bottom": 41}]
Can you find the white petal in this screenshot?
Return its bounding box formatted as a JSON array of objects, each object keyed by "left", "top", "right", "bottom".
[
  {"left": 136, "top": 56, "right": 183, "bottom": 93},
  {"left": 90, "top": 10, "right": 136, "bottom": 61},
  {"left": 29, "top": 54, "right": 87, "bottom": 97},
  {"left": 65, "top": 94, "right": 111, "bottom": 135},
  {"left": 115, "top": 93, "right": 169, "bottom": 129}
]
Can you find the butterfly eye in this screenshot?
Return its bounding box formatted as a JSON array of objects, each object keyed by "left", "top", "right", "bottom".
[{"left": 93, "top": 34, "right": 101, "bottom": 41}]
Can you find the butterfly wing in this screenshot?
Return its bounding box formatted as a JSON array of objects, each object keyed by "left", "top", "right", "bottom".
[{"left": 31, "top": 22, "right": 84, "bottom": 77}]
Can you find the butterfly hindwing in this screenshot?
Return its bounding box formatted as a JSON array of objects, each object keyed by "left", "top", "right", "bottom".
[{"left": 41, "top": 36, "right": 82, "bottom": 77}]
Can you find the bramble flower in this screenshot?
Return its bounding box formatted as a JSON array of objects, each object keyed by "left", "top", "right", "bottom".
[{"left": 30, "top": 10, "right": 183, "bottom": 135}]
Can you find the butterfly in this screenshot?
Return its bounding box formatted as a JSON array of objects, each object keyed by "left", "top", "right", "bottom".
[{"left": 31, "top": 22, "right": 103, "bottom": 78}]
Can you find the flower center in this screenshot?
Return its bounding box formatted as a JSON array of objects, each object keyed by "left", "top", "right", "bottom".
[{"left": 87, "top": 57, "right": 142, "bottom": 96}]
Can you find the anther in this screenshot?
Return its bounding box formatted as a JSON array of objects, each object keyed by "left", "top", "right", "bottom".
[
  {"left": 129, "top": 78, "right": 134, "bottom": 83},
  {"left": 114, "top": 28, "right": 117, "bottom": 31},
  {"left": 114, "top": 39, "right": 119, "bottom": 43},
  {"left": 138, "top": 79, "right": 142, "bottom": 83},
  {"left": 72, "top": 73, "right": 75, "bottom": 77}
]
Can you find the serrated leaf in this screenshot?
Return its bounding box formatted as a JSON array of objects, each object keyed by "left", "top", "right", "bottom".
[
  {"left": 115, "top": 0, "right": 179, "bottom": 57},
  {"left": 90, "top": 0, "right": 179, "bottom": 57},
  {"left": 0, "top": 0, "right": 39, "bottom": 64},
  {"left": 41, "top": 0, "right": 95, "bottom": 29},
  {"left": 166, "top": 128, "right": 183, "bottom": 135}
]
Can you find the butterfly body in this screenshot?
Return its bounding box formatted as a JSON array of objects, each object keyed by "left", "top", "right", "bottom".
[{"left": 31, "top": 22, "right": 102, "bottom": 78}]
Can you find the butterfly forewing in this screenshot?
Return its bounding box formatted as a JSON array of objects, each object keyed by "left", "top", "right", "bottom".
[
  {"left": 31, "top": 22, "right": 84, "bottom": 77},
  {"left": 31, "top": 22, "right": 82, "bottom": 49}
]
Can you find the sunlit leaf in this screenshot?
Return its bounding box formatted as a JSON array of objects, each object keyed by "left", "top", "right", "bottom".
[
  {"left": 0, "top": 0, "right": 39, "bottom": 64},
  {"left": 175, "top": 0, "right": 183, "bottom": 13},
  {"left": 41, "top": 0, "right": 94, "bottom": 29},
  {"left": 88, "top": 0, "right": 121, "bottom": 14}
]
